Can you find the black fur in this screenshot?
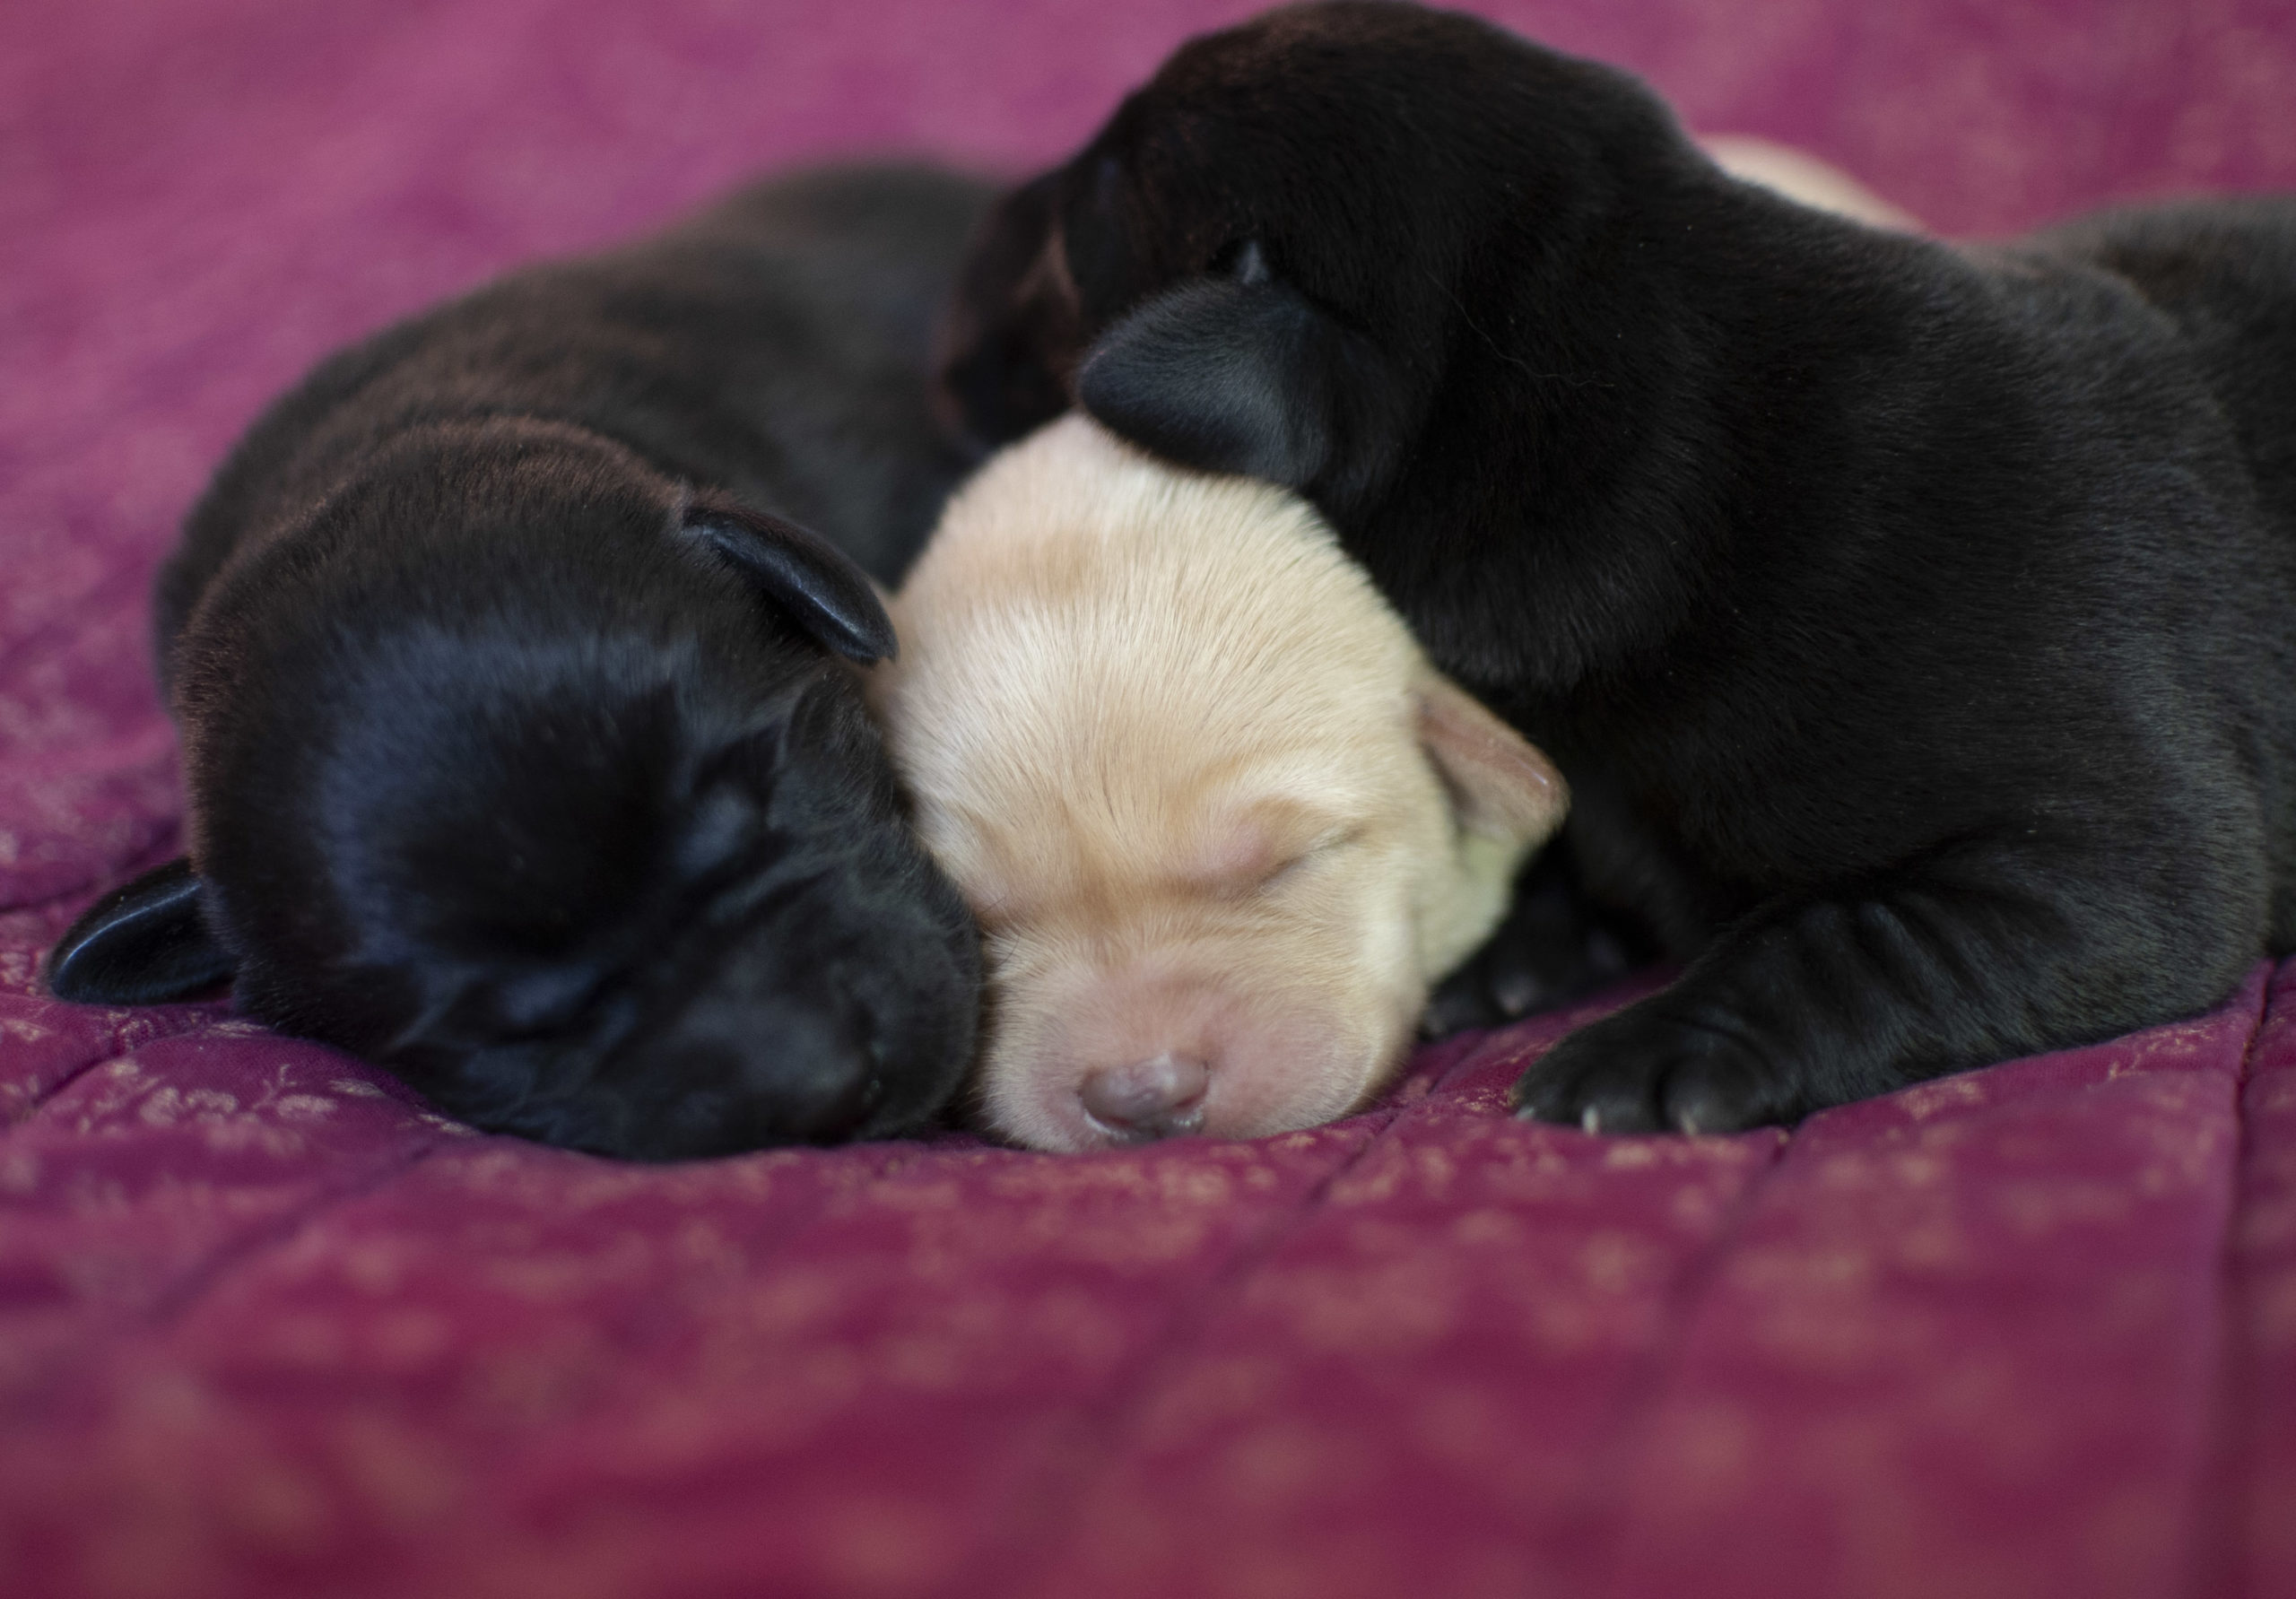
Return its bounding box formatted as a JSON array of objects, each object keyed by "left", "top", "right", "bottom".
[
  {"left": 939, "top": 1, "right": 2296, "bottom": 1133},
  {"left": 50, "top": 163, "right": 994, "bottom": 1160}
]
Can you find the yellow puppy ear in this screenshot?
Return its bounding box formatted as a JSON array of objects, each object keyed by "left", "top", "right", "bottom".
[{"left": 1416, "top": 673, "right": 1569, "bottom": 847}]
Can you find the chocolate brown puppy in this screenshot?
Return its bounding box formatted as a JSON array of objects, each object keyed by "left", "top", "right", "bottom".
[
  {"left": 940, "top": 0, "right": 2296, "bottom": 1134},
  {"left": 49, "top": 165, "right": 990, "bottom": 1159}
]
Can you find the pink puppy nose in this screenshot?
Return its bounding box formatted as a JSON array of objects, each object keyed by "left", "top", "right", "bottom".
[{"left": 1079, "top": 1053, "right": 1210, "bottom": 1143}]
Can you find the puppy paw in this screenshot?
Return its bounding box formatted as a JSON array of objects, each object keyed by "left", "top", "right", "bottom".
[
  {"left": 1510, "top": 1002, "right": 1797, "bottom": 1134},
  {"left": 1422, "top": 854, "right": 1650, "bottom": 1038}
]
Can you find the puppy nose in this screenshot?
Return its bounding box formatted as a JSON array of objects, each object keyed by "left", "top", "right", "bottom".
[{"left": 1079, "top": 1053, "right": 1210, "bottom": 1143}]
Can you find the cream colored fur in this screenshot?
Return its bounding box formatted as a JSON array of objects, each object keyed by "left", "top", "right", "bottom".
[
  {"left": 1702, "top": 135, "right": 1922, "bottom": 231},
  {"left": 874, "top": 415, "right": 1566, "bottom": 1153}
]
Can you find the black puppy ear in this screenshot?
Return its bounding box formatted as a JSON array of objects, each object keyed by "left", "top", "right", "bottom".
[
  {"left": 1076, "top": 274, "right": 1344, "bottom": 489},
  {"left": 48, "top": 856, "right": 236, "bottom": 1004},
  {"left": 1079, "top": 242, "right": 1411, "bottom": 496},
  {"left": 683, "top": 498, "right": 899, "bottom": 665}
]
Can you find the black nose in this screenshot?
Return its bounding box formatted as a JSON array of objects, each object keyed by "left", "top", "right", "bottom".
[{"left": 1079, "top": 1053, "right": 1210, "bottom": 1143}]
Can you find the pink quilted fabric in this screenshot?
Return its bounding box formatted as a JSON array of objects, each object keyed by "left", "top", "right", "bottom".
[{"left": 4, "top": 3, "right": 2294, "bottom": 1595}]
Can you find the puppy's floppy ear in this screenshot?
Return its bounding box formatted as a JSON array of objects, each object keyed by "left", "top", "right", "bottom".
[
  {"left": 47, "top": 856, "right": 236, "bottom": 1004},
  {"left": 683, "top": 496, "right": 899, "bottom": 665},
  {"left": 1417, "top": 674, "right": 1569, "bottom": 848},
  {"left": 1076, "top": 254, "right": 1396, "bottom": 492}
]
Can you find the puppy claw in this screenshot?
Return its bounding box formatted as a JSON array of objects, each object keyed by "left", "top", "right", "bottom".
[
  {"left": 1509, "top": 1000, "right": 1796, "bottom": 1137},
  {"left": 1493, "top": 969, "right": 1543, "bottom": 1020}
]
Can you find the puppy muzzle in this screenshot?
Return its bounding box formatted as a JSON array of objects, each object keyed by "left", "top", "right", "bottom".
[{"left": 1078, "top": 1051, "right": 1210, "bottom": 1143}]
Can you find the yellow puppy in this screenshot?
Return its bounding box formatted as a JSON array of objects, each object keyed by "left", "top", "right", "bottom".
[
  {"left": 874, "top": 416, "right": 1567, "bottom": 1152},
  {"left": 1701, "top": 135, "right": 1921, "bottom": 230}
]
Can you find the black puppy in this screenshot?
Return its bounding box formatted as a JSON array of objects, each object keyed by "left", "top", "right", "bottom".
[
  {"left": 940, "top": 0, "right": 2296, "bottom": 1134},
  {"left": 50, "top": 164, "right": 993, "bottom": 1159}
]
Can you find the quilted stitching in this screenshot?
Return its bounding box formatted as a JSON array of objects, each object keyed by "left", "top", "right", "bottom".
[{"left": 4, "top": 3, "right": 2295, "bottom": 1595}]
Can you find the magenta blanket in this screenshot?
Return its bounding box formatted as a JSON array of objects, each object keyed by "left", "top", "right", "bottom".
[{"left": 6, "top": 3, "right": 2296, "bottom": 1595}]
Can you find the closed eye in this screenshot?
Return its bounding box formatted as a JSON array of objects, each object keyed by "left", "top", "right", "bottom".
[
  {"left": 1252, "top": 825, "right": 1364, "bottom": 895},
  {"left": 476, "top": 963, "right": 613, "bottom": 1042}
]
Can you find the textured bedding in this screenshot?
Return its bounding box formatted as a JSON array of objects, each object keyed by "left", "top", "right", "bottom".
[{"left": 4, "top": 2, "right": 2295, "bottom": 1595}]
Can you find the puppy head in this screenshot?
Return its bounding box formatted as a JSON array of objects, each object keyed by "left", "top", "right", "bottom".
[
  {"left": 937, "top": 2, "right": 1686, "bottom": 513},
  {"left": 874, "top": 416, "right": 1562, "bottom": 1151},
  {"left": 65, "top": 421, "right": 980, "bottom": 1159}
]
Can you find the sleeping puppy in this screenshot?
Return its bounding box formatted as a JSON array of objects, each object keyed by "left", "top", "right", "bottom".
[
  {"left": 938, "top": 0, "right": 2296, "bottom": 1134},
  {"left": 1407, "top": 134, "right": 1916, "bottom": 1037},
  {"left": 1699, "top": 136, "right": 1918, "bottom": 232},
  {"left": 48, "top": 164, "right": 990, "bottom": 1160},
  {"left": 872, "top": 414, "right": 1566, "bottom": 1151}
]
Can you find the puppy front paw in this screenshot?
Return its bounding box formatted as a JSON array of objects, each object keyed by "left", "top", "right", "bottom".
[
  {"left": 1422, "top": 853, "right": 1650, "bottom": 1037},
  {"left": 1510, "top": 1001, "right": 1798, "bottom": 1134}
]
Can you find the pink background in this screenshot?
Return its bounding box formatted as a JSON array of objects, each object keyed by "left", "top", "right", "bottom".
[{"left": 4, "top": 2, "right": 2295, "bottom": 1595}]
